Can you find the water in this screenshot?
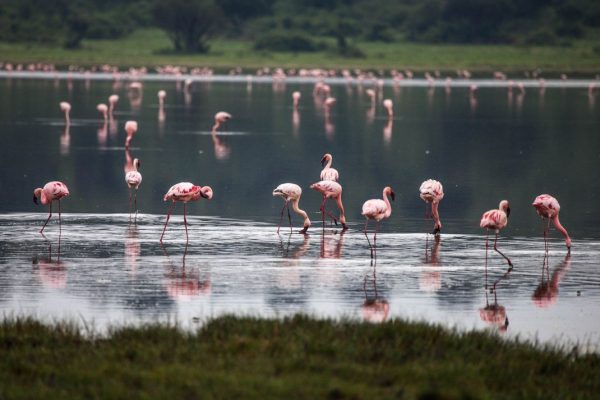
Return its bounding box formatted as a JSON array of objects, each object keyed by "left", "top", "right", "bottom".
[{"left": 1, "top": 75, "right": 599, "bottom": 350}]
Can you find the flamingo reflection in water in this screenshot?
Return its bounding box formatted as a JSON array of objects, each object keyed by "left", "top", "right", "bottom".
[
  {"left": 532, "top": 254, "right": 571, "bottom": 308},
  {"left": 125, "top": 225, "right": 141, "bottom": 275},
  {"left": 479, "top": 263, "right": 512, "bottom": 332},
  {"left": 276, "top": 234, "right": 310, "bottom": 289},
  {"left": 33, "top": 233, "right": 66, "bottom": 289},
  {"left": 162, "top": 244, "right": 211, "bottom": 302},
  {"left": 419, "top": 235, "right": 442, "bottom": 293},
  {"left": 362, "top": 260, "right": 389, "bottom": 323},
  {"left": 320, "top": 229, "right": 346, "bottom": 259}
]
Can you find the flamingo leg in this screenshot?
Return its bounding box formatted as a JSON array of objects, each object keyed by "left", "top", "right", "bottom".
[
  {"left": 134, "top": 189, "right": 138, "bottom": 223},
  {"left": 484, "top": 230, "right": 489, "bottom": 290},
  {"left": 373, "top": 221, "right": 380, "bottom": 258},
  {"left": 287, "top": 204, "right": 292, "bottom": 233},
  {"left": 493, "top": 232, "right": 513, "bottom": 268},
  {"left": 40, "top": 203, "right": 53, "bottom": 234},
  {"left": 277, "top": 202, "right": 287, "bottom": 234},
  {"left": 183, "top": 203, "right": 189, "bottom": 243},
  {"left": 160, "top": 202, "right": 175, "bottom": 243},
  {"left": 320, "top": 196, "right": 338, "bottom": 228},
  {"left": 58, "top": 200, "right": 62, "bottom": 233},
  {"left": 128, "top": 190, "right": 133, "bottom": 222}
]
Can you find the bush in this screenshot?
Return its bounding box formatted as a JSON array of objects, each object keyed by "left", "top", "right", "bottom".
[
  {"left": 524, "top": 28, "right": 558, "bottom": 45},
  {"left": 253, "top": 31, "right": 321, "bottom": 52}
]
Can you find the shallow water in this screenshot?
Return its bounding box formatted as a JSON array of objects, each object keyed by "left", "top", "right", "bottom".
[{"left": 0, "top": 76, "right": 599, "bottom": 350}]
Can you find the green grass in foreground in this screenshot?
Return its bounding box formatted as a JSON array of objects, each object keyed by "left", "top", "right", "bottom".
[
  {"left": 1, "top": 29, "right": 600, "bottom": 73},
  {"left": 0, "top": 316, "right": 599, "bottom": 399}
]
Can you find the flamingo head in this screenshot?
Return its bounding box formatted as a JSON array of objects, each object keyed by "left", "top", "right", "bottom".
[
  {"left": 321, "top": 153, "right": 332, "bottom": 167},
  {"left": 215, "top": 112, "right": 232, "bottom": 124},
  {"left": 292, "top": 91, "right": 301, "bottom": 101},
  {"left": 59, "top": 102, "right": 71, "bottom": 113},
  {"left": 385, "top": 186, "right": 395, "bottom": 201},
  {"left": 499, "top": 200, "right": 510, "bottom": 217},
  {"left": 200, "top": 186, "right": 213, "bottom": 200},
  {"left": 158, "top": 90, "right": 166, "bottom": 100},
  {"left": 109, "top": 94, "right": 119, "bottom": 105}
]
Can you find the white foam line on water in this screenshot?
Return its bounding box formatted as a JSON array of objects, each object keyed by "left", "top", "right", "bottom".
[{"left": 177, "top": 130, "right": 251, "bottom": 136}]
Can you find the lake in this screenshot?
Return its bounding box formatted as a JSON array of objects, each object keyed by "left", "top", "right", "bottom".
[{"left": 0, "top": 73, "right": 599, "bottom": 350}]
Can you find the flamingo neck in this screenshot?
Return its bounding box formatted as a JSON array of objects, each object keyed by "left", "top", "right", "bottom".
[
  {"left": 382, "top": 189, "right": 392, "bottom": 217},
  {"left": 552, "top": 216, "right": 571, "bottom": 248},
  {"left": 291, "top": 199, "right": 310, "bottom": 228},
  {"left": 335, "top": 195, "right": 346, "bottom": 224},
  {"left": 431, "top": 202, "right": 441, "bottom": 228},
  {"left": 324, "top": 157, "right": 332, "bottom": 169}
]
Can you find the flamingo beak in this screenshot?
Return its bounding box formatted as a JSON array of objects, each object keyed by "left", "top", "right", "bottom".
[
  {"left": 200, "top": 192, "right": 209, "bottom": 199},
  {"left": 33, "top": 195, "right": 38, "bottom": 205},
  {"left": 391, "top": 191, "right": 396, "bottom": 201},
  {"left": 506, "top": 207, "right": 511, "bottom": 218}
]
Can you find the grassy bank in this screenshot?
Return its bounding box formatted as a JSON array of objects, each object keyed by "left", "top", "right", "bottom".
[
  {"left": 0, "top": 316, "right": 598, "bottom": 399},
  {"left": 1, "top": 29, "right": 600, "bottom": 73}
]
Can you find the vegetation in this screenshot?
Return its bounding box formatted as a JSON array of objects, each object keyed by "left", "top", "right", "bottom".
[{"left": 1, "top": 316, "right": 599, "bottom": 399}]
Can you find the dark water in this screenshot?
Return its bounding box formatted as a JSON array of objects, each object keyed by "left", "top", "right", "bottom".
[{"left": 0, "top": 76, "right": 599, "bottom": 350}]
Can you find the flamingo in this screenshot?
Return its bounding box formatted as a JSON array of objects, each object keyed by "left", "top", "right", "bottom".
[
  {"left": 272, "top": 183, "right": 310, "bottom": 234},
  {"left": 362, "top": 186, "right": 395, "bottom": 257},
  {"left": 532, "top": 194, "right": 571, "bottom": 253},
  {"left": 108, "top": 94, "right": 119, "bottom": 117},
  {"left": 124, "top": 120, "right": 138, "bottom": 149},
  {"left": 212, "top": 111, "right": 231, "bottom": 132},
  {"left": 324, "top": 97, "right": 336, "bottom": 113},
  {"left": 125, "top": 158, "right": 142, "bottom": 222},
  {"left": 158, "top": 90, "right": 166, "bottom": 107},
  {"left": 292, "top": 91, "right": 301, "bottom": 109},
  {"left": 480, "top": 200, "right": 512, "bottom": 267},
  {"left": 97, "top": 103, "right": 108, "bottom": 121},
  {"left": 419, "top": 179, "right": 444, "bottom": 235},
  {"left": 383, "top": 99, "right": 393, "bottom": 118},
  {"left": 320, "top": 153, "right": 339, "bottom": 182},
  {"left": 33, "top": 181, "right": 70, "bottom": 234},
  {"left": 160, "top": 182, "right": 213, "bottom": 243},
  {"left": 59, "top": 102, "right": 71, "bottom": 125},
  {"left": 310, "top": 180, "right": 347, "bottom": 230}
]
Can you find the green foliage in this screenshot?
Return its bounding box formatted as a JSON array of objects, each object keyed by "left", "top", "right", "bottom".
[{"left": 254, "top": 31, "right": 322, "bottom": 52}]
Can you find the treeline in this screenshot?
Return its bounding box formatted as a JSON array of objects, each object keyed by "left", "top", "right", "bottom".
[{"left": 1, "top": 0, "right": 599, "bottom": 53}]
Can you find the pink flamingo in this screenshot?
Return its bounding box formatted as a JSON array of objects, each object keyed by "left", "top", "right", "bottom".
[
  {"left": 59, "top": 102, "right": 71, "bottom": 125},
  {"left": 292, "top": 91, "right": 301, "bottom": 109},
  {"left": 212, "top": 111, "right": 231, "bottom": 132},
  {"left": 160, "top": 183, "right": 213, "bottom": 243},
  {"left": 383, "top": 99, "right": 393, "bottom": 118},
  {"left": 324, "top": 97, "right": 336, "bottom": 113},
  {"left": 272, "top": 183, "right": 310, "bottom": 234},
  {"left": 97, "top": 103, "right": 108, "bottom": 121},
  {"left": 480, "top": 200, "right": 512, "bottom": 267},
  {"left": 310, "top": 180, "right": 347, "bottom": 230},
  {"left": 125, "top": 158, "right": 142, "bottom": 222},
  {"left": 419, "top": 179, "right": 444, "bottom": 235},
  {"left": 362, "top": 186, "right": 395, "bottom": 257},
  {"left": 212, "top": 112, "right": 232, "bottom": 160},
  {"left": 108, "top": 94, "right": 119, "bottom": 118},
  {"left": 33, "top": 181, "right": 70, "bottom": 234},
  {"left": 158, "top": 90, "right": 167, "bottom": 122},
  {"left": 320, "top": 153, "right": 339, "bottom": 182},
  {"left": 124, "top": 120, "right": 138, "bottom": 149},
  {"left": 532, "top": 194, "right": 571, "bottom": 253}
]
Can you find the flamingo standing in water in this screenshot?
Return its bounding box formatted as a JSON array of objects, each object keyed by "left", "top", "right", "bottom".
[
  {"left": 33, "top": 181, "right": 70, "bottom": 234},
  {"left": 212, "top": 111, "right": 231, "bottom": 132},
  {"left": 59, "top": 102, "right": 71, "bottom": 125},
  {"left": 97, "top": 103, "right": 108, "bottom": 121},
  {"left": 160, "top": 182, "right": 213, "bottom": 243},
  {"left": 310, "top": 180, "right": 347, "bottom": 230},
  {"left": 125, "top": 158, "right": 142, "bottom": 222},
  {"left": 419, "top": 179, "right": 444, "bottom": 235},
  {"left": 320, "top": 153, "right": 339, "bottom": 182},
  {"left": 272, "top": 183, "right": 311, "bottom": 234},
  {"left": 383, "top": 99, "right": 393, "bottom": 118},
  {"left": 292, "top": 91, "right": 301, "bottom": 109},
  {"left": 108, "top": 94, "right": 119, "bottom": 118},
  {"left": 362, "top": 186, "right": 395, "bottom": 257},
  {"left": 532, "top": 194, "right": 571, "bottom": 253},
  {"left": 480, "top": 200, "right": 512, "bottom": 267},
  {"left": 124, "top": 120, "right": 138, "bottom": 149}
]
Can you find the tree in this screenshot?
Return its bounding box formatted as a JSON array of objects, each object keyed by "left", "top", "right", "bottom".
[{"left": 152, "top": 0, "right": 222, "bottom": 53}]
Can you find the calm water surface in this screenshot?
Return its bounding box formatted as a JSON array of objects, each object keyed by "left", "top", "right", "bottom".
[{"left": 0, "top": 76, "right": 599, "bottom": 350}]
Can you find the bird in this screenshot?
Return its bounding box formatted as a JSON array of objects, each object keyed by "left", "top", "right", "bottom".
[
  {"left": 324, "top": 97, "right": 336, "bottom": 112},
  {"left": 320, "top": 153, "right": 339, "bottom": 182},
  {"left": 97, "top": 103, "right": 108, "bottom": 121},
  {"left": 272, "top": 183, "right": 310, "bottom": 234},
  {"left": 33, "top": 181, "right": 70, "bottom": 234},
  {"left": 108, "top": 94, "right": 119, "bottom": 117},
  {"left": 383, "top": 99, "right": 393, "bottom": 118},
  {"left": 362, "top": 186, "right": 395, "bottom": 257},
  {"left": 419, "top": 179, "right": 444, "bottom": 235},
  {"left": 158, "top": 90, "right": 166, "bottom": 107},
  {"left": 59, "top": 102, "right": 71, "bottom": 125},
  {"left": 212, "top": 111, "right": 231, "bottom": 132},
  {"left": 124, "top": 120, "right": 138, "bottom": 149},
  {"left": 125, "top": 158, "right": 142, "bottom": 222},
  {"left": 532, "top": 194, "right": 571, "bottom": 253},
  {"left": 480, "top": 200, "right": 512, "bottom": 267},
  {"left": 160, "top": 182, "right": 213, "bottom": 243},
  {"left": 292, "top": 91, "right": 301, "bottom": 109},
  {"left": 310, "top": 180, "right": 347, "bottom": 230}
]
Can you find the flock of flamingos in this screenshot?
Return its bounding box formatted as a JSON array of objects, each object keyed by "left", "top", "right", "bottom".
[{"left": 32, "top": 83, "right": 572, "bottom": 268}]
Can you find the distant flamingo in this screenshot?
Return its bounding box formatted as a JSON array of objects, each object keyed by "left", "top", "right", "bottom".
[
  {"left": 292, "top": 91, "right": 301, "bottom": 109},
  {"left": 532, "top": 194, "right": 571, "bottom": 253},
  {"left": 158, "top": 90, "right": 167, "bottom": 122},
  {"left": 310, "top": 180, "right": 347, "bottom": 230},
  {"left": 125, "top": 158, "right": 142, "bottom": 222},
  {"left": 59, "top": 102, "right": 71, "bottom": 125},
  {"left": 211, "top": 112, "right": 232, "bottom": 160},
  {"left": 124, "top": 120, "right": 138, "bottom": 149},
  {"left": 382, "top": 99, "right": 393, "bottom": 118},
  {"left": 480, "top": 200, "right": 512, "bottom": 267},
  {"left": 108, "top": 94, "right": 119, "bottom": 117},
  {"left": 362, "top": 186, "right": 395, "bottom": 257},
  {"left": 320, "top": 153, "right": 339, "bottom": 182},
  {"left": 272, "top": 183, "right": 310, "bottom": 234},
  {"left": 97, "top": 103, "right": 108, "bottom": 121},
  {"left": 324, "top": 97, "right": 336, "bottom": 113},
  {"left": 33, "top": 181, "right": 70, "bottom": 234},
  {"left": 212, "top": 111, "right": 231, "bottom": 132},
  {"left": 419, "top": 179, "right": 444, "bottom": 235},
  {"left": 160, "top": 182, "right": 213, "bottom": 243}
]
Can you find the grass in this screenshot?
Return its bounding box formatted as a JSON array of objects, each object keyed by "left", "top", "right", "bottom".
[
  {"left": 1, "top": 29, "right": 600, "bottom": 73},
  {"left": 0, "top": 315, "right": 599, "bottom": 399}
]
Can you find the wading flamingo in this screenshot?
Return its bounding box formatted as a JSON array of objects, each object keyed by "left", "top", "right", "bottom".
[
  {"left": 310, "top": 180, "right": 347, "bottom": 230},
  {"left": 212, "top": 111, "right": 231, "bottom": 132},
  {"left": 292, "top": 91, "right": 301, "bottom": 109},
  {"left": 158, "top": 90, "right": 166, "bottom": 122},
  {"left": 383, "top": 99, "right": 393, "bottom": 118},
  {"left": 108, "top": 94, "right": 119, "bottom": 118},
  {"left": 320, "top": 153, "right": 339, "bottom": 182},
  {"left": 532, "top": 194, "right": 571, "bottom": 253},
  {"left": 419, "top": 179, "right": 444, "bottom": 235},
  {"left": 125, "top": 158, "right": 142, "bottom": 222},
  {"left": 272, "top": 183, "right": 310, "bottom": 234},
  {"left": 362, "top": 186, "right": 395, "bottom": 258},
  {"left": 124, "top": 120, "right": 138, "bottom": 149},
  {"left": 59, "top": 102, "right": 71, "bottom": 125},
  {"left": 160, "top": 183, "right": 213, "bottom": 243},
  {"left": 480, "top": 200, "right": 512, "bottom": 267},
  {"left": 97, "top": 103, "right": 108, "bottom": 121},
  {"left": 33, "top": 181, "right": 70, "bottom": 234}
]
